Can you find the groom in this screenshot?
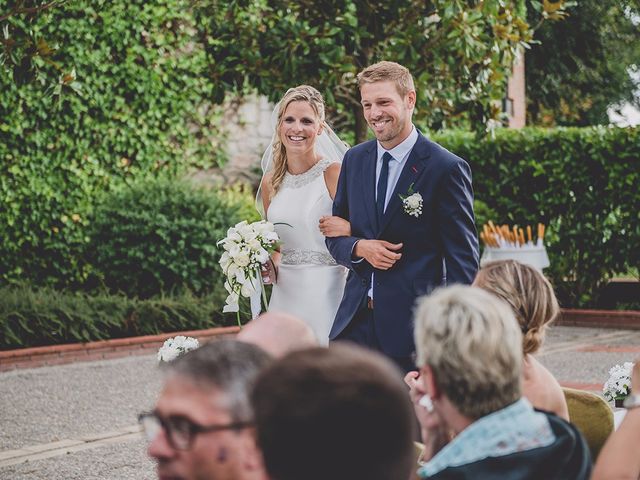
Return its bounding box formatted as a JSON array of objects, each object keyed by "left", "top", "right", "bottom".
[{"left": 326, "top": 61, "right": 479, "bottom": 372}]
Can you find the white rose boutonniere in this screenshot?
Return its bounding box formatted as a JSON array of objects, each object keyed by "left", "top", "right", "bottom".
[{"left": 399, "top": 184, "right": 423, "bottom": 218}]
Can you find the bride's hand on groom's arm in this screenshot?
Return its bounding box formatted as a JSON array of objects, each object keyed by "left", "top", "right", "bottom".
[
  {"left": 319, "top": 216, "right": 351, "bottom": 237},
  {"left": 354, "top": 240, "right": 402, "bottom": 270},
  {"left": 261, "top": 252, "right": 280, "bottom": 285}
]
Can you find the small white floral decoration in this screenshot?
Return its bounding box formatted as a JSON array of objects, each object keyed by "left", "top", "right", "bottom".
[
  {"left": 399, "top": 183, "right": 423, "bottom": 218},
  {"left": 603, "top": 361, "right": 634, "bottom": 401},
  {"left": 157, "top": 336, "right": 200, "bottom": 363}
]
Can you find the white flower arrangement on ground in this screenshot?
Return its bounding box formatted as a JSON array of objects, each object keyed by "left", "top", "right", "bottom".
[
  {"left": 217, "top": 220, "right": 280, "bottom": 326},
  {"left": 603, "top": 361, "right": 634, "bottom": 402},
  {"left": 157, "top": 336, "right": 200, "bottom": 363}
]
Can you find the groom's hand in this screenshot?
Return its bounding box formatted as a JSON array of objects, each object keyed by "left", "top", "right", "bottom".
[{"left": 354, "top": 240, "right": 402, "bottom": 270}]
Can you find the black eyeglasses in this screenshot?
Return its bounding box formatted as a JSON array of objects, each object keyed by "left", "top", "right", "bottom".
[{"left": 138, "top": 411, "right": 253, "bottom": 450}]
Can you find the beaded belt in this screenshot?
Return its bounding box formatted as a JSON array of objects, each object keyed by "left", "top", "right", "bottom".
[{"left": 280, "top": 248, "right": 337, "bottom": 266}]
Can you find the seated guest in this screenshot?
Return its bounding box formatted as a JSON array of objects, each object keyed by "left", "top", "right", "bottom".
[
  {"left": 141, "top": 339, "right": 270, "bottom": 480},
  {"left": 412, "top": 285, "right": 591, "bottom": 479},
  {"left": 251, "top": 344, "right": 417, "bottom": 480},
  {"left": 592, "top": 359, "right": 640, "bottom": 480},
  {"left": 473, "top": 259, "right": 569, "bottom": 420},
  {"left": 237, "top": 311, "right": 318, "bottom": 357}
]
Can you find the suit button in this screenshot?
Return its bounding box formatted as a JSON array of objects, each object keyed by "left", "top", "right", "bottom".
[{"left": 361, "top": 279, "right": 366, "bottom": 285}]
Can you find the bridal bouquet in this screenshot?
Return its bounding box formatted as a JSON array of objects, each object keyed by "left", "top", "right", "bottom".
[
  {"left": 157, "top": 336, "right": 200, "bottom": 363},
  {"left": 603, "top": 361, "right": 634, "bottom": 403},
  {"left": 217, "top": 220, "right": 280, "bottom": 326}
]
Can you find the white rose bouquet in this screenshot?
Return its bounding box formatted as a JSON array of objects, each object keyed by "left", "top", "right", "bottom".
[
  {"left": 217, "top": 220, "right": 280, "bottom": 326},
  {"left": 157, "top": 336, "right": 200, "bottom": 363},
  {"left": 603, "top": 361, "right": 634, "bottom": 403}
]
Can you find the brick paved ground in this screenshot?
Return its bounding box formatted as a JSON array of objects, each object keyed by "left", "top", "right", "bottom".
[{"left": 1, "top": 325, "right": 639, "bottom": 479}]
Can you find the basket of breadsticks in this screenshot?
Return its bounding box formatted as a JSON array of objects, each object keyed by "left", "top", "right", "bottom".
[{"left": 480, "top": 221, "right": 550, "bottom": 271}]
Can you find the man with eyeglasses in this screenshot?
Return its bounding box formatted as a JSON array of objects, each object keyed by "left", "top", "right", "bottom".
[{"left": 139, "top": 339, "right": 271, "bottom": 480}]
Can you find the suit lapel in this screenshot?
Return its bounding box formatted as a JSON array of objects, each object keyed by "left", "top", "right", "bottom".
[
  {"left": 361, "top": 142, "right": 378, "bottom": 230},
  {"left": 378, "top": 134, "right": 431, "bottom": 234}
]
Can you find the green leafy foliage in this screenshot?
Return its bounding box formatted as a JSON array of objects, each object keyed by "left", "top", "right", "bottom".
[
  {"left": 473, "top": 199, "right": 499, "bottom": 235},
  {"left": 433, "top": 126, "right": 639, "bottom": 307},
  {"left": 525, "top": 0, "right": 640, "bottom": 126},
  {"left": 88, "top": 176, "right": 257, "bottom": 299},
  {"left": 197, "top": 0, "right": 573, "bottom": 141},
  {"left": 0, "top": 286, "right": 235, "bottom": 349},
  {"left": 0, "top": 1, "right": 69, "bottom": 86},
  {"left": 0, "top": 0, "right": 226, "bottom": 288}
]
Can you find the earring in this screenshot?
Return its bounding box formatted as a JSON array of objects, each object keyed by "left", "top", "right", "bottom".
[{"left": 419, "top": 394, "right": 434, "bottom": 413}]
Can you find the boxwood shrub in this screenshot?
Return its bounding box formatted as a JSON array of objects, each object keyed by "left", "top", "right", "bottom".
[{"left": 433, "top": 126, "right": 639, "bottom": 307}]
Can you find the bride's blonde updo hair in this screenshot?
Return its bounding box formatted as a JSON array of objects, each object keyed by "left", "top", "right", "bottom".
[
  {"left": 270, "top": 85, "right": 326, "bottom": 196},
  {"left": 473, "top": 259, "right": 560, "bottom": 355}
]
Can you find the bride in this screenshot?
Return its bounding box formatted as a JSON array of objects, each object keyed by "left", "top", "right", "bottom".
[{"left": 258, "top": 85, "right": 350, "bottom": 345}]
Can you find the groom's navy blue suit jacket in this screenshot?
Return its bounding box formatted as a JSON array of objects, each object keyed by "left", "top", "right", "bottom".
[{"left": 326, "top": 132, "right": 479, "bottom": 357}]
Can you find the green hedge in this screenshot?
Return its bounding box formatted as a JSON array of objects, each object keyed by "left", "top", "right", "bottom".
[
  {"left": 0, "top": 0, "right": 224, "bottom": 288},
  {"left": 0, "top": 176, "right": 260, "bottom": 347},
  {"left": 0, "top": 287, "right": 239, "bottom": 349},
  {"left": 87, "top": 177, "right": 258, "bottom": 298},
  {"left": 433, "top": 126, "right": 639, "bottom": 307}
]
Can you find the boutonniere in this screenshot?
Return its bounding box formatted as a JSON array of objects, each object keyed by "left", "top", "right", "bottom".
[{"left": 399, "top": 183, "right": 423, "bottom": 218}]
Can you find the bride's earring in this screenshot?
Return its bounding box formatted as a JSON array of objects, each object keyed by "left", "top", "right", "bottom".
[{"left": 419, "top": 394, "right": 434, "bottom": 413}]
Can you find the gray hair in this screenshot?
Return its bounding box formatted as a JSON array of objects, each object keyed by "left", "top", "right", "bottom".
[
  {"left": 167, "top": 339, "right": 272, "bottom": 422},
  {"left": 413, "top": 285, "right": 523, "bottom": 419}
]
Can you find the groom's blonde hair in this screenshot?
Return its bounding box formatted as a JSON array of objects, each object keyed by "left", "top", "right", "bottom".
[{"left": 357, "top": 61, "right": 415, "bottom": 97}]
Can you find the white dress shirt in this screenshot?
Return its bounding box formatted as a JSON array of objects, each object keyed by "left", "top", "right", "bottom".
[
  {"left": 367, "top": 126, "right": 419, "bottom": 298},
  {"left": 375, "top": 126, "right": 419, "bottom": 211}
]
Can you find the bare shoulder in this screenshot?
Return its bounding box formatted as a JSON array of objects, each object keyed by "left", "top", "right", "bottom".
[
  {"left": 324, "top": 162, "right": 341, "bottom": 180},
  {"left": 523, "top": 355, "right": 569, "bottom": 420},
  {"left": 260, "top": 171, "right": 274, "bottom": 195},
  {"left": 323, "top": 162, "right": 342, "bottom": 199}
]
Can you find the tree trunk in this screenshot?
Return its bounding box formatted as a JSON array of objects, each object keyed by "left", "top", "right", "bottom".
[{"left": 354, "top": 103, "right": 368, "bottom": 145}]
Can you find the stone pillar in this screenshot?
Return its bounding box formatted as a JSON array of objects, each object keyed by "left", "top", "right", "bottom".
[
  {"left": 191, "top": 95, "right": 275, "bottom": 186},
  {"left": 222, "top": 95, "right": 275, "bottom": 184},
  {"left": 506, "top": 50, "right": 526, "bottom": 128}
]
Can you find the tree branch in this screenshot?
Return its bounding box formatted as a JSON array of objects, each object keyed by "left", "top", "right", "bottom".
[{"left": 0, "top": 1, "right": 64, "bottom": 23}]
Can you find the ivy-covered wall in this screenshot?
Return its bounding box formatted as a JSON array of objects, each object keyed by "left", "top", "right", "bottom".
[{"left": 0, "top": 0, "right": 224, "bottom": 287}]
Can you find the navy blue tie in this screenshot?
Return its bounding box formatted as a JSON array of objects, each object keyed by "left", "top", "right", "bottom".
[{"left": 376, "top": 152, "right": 393, "bottom": 223}]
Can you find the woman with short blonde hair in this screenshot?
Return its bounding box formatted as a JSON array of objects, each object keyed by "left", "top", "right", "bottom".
[
  {"left": 413, "top": 285, "right": 522, "bottom": 419},
  {"left": 411, "top": 285, "right": 591, "bottom": 480}
]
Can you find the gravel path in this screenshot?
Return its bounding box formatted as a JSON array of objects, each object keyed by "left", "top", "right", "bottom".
[
  {"left": 1, "top": 326, "right": 638, "bottom": 479},
  {"left": 0, "top": 355, "right": 161, "bottom": 449}
]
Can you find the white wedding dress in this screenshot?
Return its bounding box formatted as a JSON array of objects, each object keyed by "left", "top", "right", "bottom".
[{"left": 267, "top": 158, "right": 347, "bottom": 345}]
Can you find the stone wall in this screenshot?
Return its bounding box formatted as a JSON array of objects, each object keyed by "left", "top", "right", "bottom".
[{"left": 191, "top": 94, "right": 274, "bottom": 187}]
